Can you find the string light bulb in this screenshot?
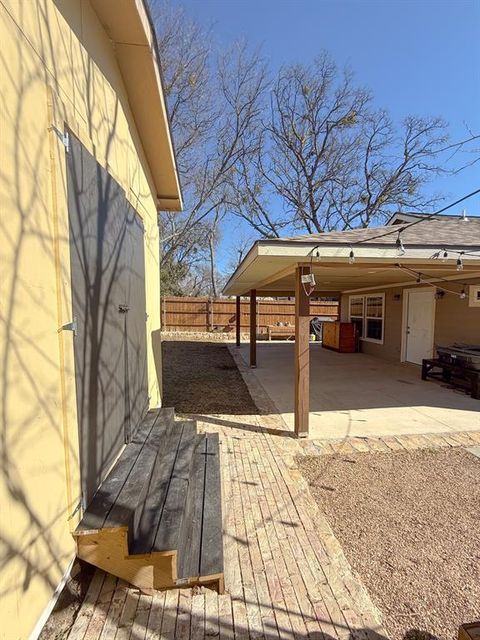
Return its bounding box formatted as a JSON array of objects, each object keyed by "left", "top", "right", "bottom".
[
  {"left": 460, "top": 287, "right": 467, "bottom": 300},
  {"left": 348, "top": 248, "right": 355, "bottom": 264},
  {"left": 315, "top": 249, "right": 321, "bottom": 261},
  {"left": 456, "top": 255, "right": 464, "bottom": 271},
  {"left": 441, "top": 250, "right": 448, "bottom": 262},
  {"left": 395, "top": 232, "right": 405, "bottom": 256}
]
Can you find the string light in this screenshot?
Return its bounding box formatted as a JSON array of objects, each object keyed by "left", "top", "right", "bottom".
[
  {"left": 441, "top": 250, "right": 448, "bottom": 262},
  {"left": 395, "top": 231, "right": 406, "bottom": 256},
  {"left": 456, "top": 254, "right": 464, "bottom": 271},
  {"left": 348, "top": 248, "right": 355, "bottom": 264},
  {"left": 395, "top": 264, "right": 469, "bottom": 299}
]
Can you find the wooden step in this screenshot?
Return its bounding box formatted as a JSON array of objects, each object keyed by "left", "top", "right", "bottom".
[
  {"left": 177, "top": 433, "right": 224, "bottom": 591},
  {"left": 131, "top": 420, "right": 197, "bottom": 555},
  {"left": 73, "top": 409, "right": 224, "bottom": 593},
  {"left": 76, "top": 408, "right": 174, "bottom": 533}
]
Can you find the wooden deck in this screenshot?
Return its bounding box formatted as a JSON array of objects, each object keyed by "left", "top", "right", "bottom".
[
  {"left": 64, "top": 343, "right": 480, "bottom": 639},
  {"left": 67, "top": 418, "right": 385, "bottom": 639},
  {"left": 66, "top": 410, "right": 480, "bottom": 639}
]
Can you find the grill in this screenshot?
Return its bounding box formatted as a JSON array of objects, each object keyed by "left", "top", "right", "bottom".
[{"left": 436, "top": 344, "right": 480, "bottom": 372}]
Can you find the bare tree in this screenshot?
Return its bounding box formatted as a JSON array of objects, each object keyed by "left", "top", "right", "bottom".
[
  {"left": 230, "top": 52, "right": 452, "bottom": 237},
  {"left": 150, "top": 2, "right": 268, "bottom": 294},
  {"left": 330, "top": 111, "right": 450, "bottom": 229},
  {"left": 263, "top": 53, "right": 371, "bottom": 233}
]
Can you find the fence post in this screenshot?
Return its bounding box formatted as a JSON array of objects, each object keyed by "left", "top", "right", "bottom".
[{"left": 162, "top": 298, "right": 167, "bottom": 330}]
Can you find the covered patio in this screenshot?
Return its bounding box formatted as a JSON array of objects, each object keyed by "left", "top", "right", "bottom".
[
  {"left": 223, "top": 214, "right": 480, "bottom": 437},
  {"left": 236, "top": 341, "right": 480, "bottom": 439}
]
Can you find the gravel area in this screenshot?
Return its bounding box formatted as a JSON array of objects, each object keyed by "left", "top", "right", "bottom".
[
  {"left": 298, "top": 447, "right": 480, "bottom": 640},
  {"left": 162, "top": 340, "right": 258, "bottom": 414}
]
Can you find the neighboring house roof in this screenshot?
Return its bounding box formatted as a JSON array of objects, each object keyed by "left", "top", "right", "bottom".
[
  {"left": 277, "top": 216, "right": 480, "bottom": 248},
  {"left": 386, "top": 211, "right": 474, "bottom": 226},
  {"left": 90, "top": 0, "right": 182, "bottom": 211}
]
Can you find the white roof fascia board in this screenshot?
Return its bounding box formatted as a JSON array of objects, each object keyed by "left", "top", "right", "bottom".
[
  {"left": 258, "top": 242, "right": 480, "bottom": 262},
  {"left": 222, "top": 243, "right": 260, "bottom": 295}
]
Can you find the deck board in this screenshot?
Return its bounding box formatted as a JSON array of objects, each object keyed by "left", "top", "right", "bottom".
[
  {"left": 102, "top": 419, "right": 163, "bottom": 530},
  {"left": 200, "top": 433, "right": 223, "bottom": 578},
  {"left": 152, "top": 421, "right": 197, "bottom": 552},
  {"left": 131, "top": 421, "right": 185, "bottom": 554},
  {"left": 177, "top": 434, "right": 207, "bottom": 581},
  {"left": 76, "top": 410, "right": 167, "bottom": 532}
]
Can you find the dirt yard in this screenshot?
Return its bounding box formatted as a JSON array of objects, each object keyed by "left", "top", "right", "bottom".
[
  {"left": 162, "top": 339, "right": 258, "bottom": 415},
  {"left": 298, "top": 447, "right": 480, "bottom": 640}
]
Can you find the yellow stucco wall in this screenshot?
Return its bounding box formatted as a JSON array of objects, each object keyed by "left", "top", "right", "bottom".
[{"left": 0, "top": 1, "right": 163, "bottom": 637}]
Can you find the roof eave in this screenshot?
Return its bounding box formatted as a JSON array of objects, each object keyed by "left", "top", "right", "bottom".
[{"left": 90, "top": 0, "right": 183, "bottom": 211}]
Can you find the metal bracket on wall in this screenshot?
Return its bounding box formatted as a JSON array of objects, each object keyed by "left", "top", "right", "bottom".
[
  {"left": 62, "top": 131, "right": 70, "bottom": 152},
  {"left": 48, "top": 125, "right": 69, "bottom": 152},
  {"left": 59, "top": 317, "right": 77, "bottom": 337}
]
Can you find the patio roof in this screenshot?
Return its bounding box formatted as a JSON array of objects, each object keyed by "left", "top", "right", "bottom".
[{"left": 223, "top": 215, "right": 480, "bottom": 297}]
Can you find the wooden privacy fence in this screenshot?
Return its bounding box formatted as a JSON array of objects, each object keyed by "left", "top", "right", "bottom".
[{"left": 161, "top": 296, "right": 339, "bottom": 334}]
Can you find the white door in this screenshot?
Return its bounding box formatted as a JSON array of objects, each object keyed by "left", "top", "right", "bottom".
[{"left": 404, "top": 288, "right": 435, "bottom": 365}]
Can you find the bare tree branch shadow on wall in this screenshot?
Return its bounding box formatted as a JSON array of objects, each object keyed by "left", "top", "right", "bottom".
[{"left": 0, "top": 0, "right": 158, "bottom": 623}]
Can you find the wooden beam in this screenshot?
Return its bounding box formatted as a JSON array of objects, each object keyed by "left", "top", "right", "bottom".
[
  {"left": 250, "top": 290, "right": 257, "bottom": 368},
  {"left": 294, "top": 266, "right": 310, "bottom": 437},
  {"left": 236, "top": 296, "right": 241, "bottom": 347}
]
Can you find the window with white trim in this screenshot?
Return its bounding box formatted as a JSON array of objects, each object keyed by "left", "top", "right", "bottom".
[{"left": 349, "top": 294, "right": 385, "bottom": 343}]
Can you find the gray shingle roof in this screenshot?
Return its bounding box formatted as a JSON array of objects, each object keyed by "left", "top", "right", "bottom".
[{"left": 275, "top": 216, "right": 480, "bottom": 248}]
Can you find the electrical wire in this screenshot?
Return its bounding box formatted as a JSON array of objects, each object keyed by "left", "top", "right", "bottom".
[
  {"left": 394, "top": 264, "right": 468, "bottom": 298},
  {"left": 352, "top": 188, "right": 480, "bottom": 245},
  {"left": 305, "top": 188, "right": 480, "bottom": 267}
]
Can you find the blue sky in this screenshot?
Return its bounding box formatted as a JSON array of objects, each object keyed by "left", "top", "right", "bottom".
[{"left": 176, "top": 0, "right": 480, "bottom": 269}]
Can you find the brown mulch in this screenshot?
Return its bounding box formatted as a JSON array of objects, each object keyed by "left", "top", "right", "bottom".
[
  {"left": 298, "top": 447, "right": 480, "bottom": 640},
  {"left": 162, "top": 339, "right": 258, "bottom": 415}
]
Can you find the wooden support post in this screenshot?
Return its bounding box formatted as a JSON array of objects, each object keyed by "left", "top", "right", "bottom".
[
  {"left": 294, "top": 266, "right": 310, "bottom": 437},
  {"left": 250, "top": 290, "right": 257, "bottom": 368},
  {"left": 162, "top": 298, "right": 167, "bottom": 330},
  {"left": 236, "top": 296, "right": 241, "bottom": 347}
]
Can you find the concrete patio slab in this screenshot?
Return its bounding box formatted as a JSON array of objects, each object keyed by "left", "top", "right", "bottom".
[{"left": 237, "top": 342, "right": 480, "bottom": 439}]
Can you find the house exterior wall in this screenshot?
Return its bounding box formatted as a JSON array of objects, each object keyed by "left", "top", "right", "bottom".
[
  {"left": 341, "top": 277, "right": 480, "bottom": 363},
  {"left": 0, "top": 1, "right": 163, "bottom": 637},
  {"left": 434, "top": 279, "right": 480, "bottom": 346}
]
